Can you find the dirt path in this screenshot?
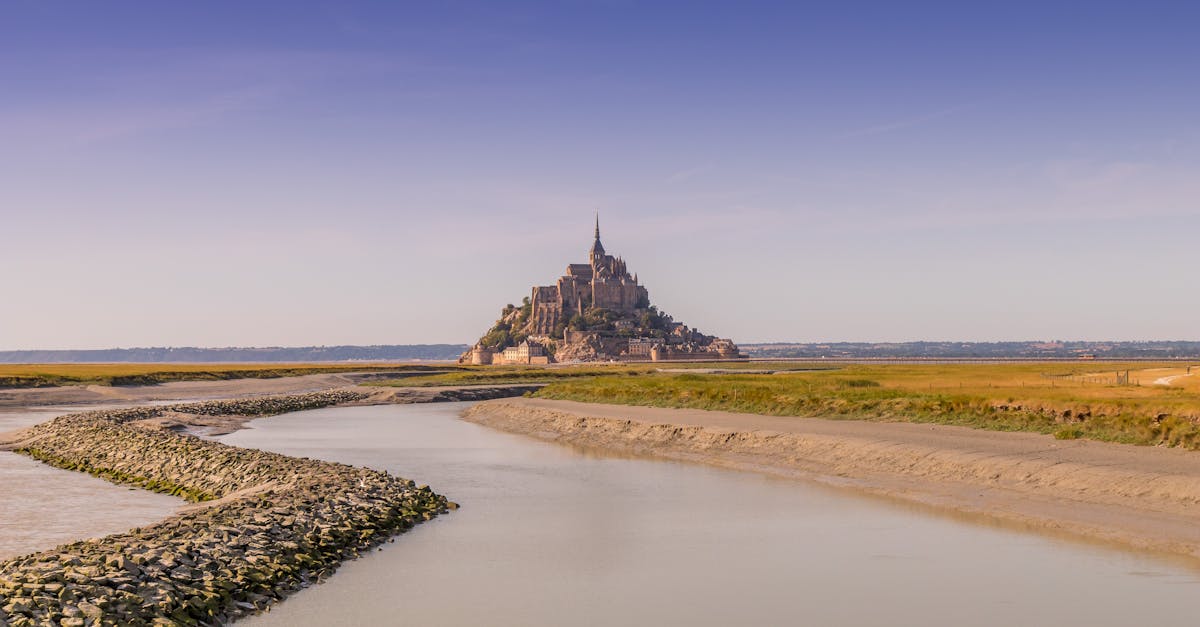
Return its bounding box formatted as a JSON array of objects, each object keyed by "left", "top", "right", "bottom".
[
  {"left": 466, "top": 398, "right": 1200, "bottom": 559},
  {"left": 1154, "top": 373, "right": 1194, "bottom": 386}
]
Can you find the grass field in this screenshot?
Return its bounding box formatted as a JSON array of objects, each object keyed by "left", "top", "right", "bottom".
[
  {"left": 0, "top": 363, "right": 444, "bottom": 389},
  {"left": 524, "top": 362, "right": 1200, "bottom": 449},
  {"left": 365, "top": 360, "right": 843, "bottom": 387},
  {"left": 17, "top": 360, "right": 1200, "bottom": 450}
]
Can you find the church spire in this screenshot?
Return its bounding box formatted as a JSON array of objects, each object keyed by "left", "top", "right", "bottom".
[{"left": 589, "top": 212, "right": 605, "bottom": 261}]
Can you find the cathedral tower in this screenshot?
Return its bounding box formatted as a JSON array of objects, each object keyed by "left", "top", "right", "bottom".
[{"left": 589, "top": 214, "right": 605, "bottom": 264}]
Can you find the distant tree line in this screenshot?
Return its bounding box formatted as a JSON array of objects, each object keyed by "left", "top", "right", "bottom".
[
  {"left": 0, "top": 345, "right": 469, "bottom": 363},
  {"left": 741, "top": 341, "right": 1200, "bottom": 359}
]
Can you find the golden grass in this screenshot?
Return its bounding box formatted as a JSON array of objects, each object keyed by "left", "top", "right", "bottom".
[
  {"left": 0, "top": 363, "right": 440, "bottom": 388},
  {"left": 532, "top": 362, "right": 1200, "bottom": 449}
]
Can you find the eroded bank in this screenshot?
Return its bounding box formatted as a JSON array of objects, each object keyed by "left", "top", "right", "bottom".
[{"left": 465, "top": 397, "right": 1200, "bottom": 558}]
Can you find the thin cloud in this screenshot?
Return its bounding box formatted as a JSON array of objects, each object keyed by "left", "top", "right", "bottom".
[
  {"left": 77, "top": 85, "right": 279, "bottom": 145},
  {"left": 0, "top": 49, "right": 393, "bottom": 149},
  {"left": 838, "top": 107, "right": 963, "bottom": 139},
  {"left": 664, "top": 164, "right": 712, "bottom": 184}
]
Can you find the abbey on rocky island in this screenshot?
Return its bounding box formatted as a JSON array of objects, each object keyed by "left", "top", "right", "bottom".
[{"left": 462, "top": 218, "right": 744, "bottom": 365}]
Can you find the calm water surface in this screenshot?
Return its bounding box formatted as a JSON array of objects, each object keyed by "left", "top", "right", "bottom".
[
  {"left": 0, "top": 405, "right": 180, "bottom": 559},
  {"left": 223, "top": 402, "right": 1200, "bottom": 627}
]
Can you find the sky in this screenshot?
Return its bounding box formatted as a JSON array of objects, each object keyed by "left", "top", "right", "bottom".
[{"left": 2, "top": 1, "right": 1199, "bottom": 349}]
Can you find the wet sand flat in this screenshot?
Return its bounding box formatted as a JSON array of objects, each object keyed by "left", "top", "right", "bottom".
[{"left": 0, "top": 372, "right": 365, "bottom": 409}]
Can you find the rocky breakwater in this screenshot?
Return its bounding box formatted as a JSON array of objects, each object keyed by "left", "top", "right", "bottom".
[
  {"left": 0, "top": 391, "right": 453, "bottom": 626},
  {"left": 369, "top": 384, "right": 546, "bottom": 406}
]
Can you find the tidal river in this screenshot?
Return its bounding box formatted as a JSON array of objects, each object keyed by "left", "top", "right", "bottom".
[
  {"left": 222, "top": 402, "right": 1198, "bottom": 627},
  {"left": 0, "top": 406, "right": 180, "bottom": 560}
]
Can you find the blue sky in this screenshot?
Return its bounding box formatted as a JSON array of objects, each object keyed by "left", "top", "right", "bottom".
[{"left": 2, "top": 1, "right": 1198, "bottom": 348}]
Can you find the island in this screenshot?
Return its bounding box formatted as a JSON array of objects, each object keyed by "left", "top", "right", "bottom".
[{"left": 462, "top": 218, "right": 744, "bottom": 364}]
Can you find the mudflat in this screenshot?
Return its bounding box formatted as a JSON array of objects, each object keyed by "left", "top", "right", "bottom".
[
  {"left": 466, "top": 398, "right": 1200, "bottom": 558},
  {"left": 0, "top": 373, "right": 368, "bottom": 408}
]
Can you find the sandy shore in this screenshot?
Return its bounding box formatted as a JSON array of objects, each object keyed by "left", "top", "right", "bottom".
[
  {"left": 465, "top": 398, "right": 1200, "bottom": 559},
  {"left": 0, "top": 376, "right": 542, "bottom": 441},
  {"left": 0, "top": 372, "right": 373, "bottom": 408}
]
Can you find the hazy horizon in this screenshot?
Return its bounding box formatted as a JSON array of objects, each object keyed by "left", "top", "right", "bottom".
[
  {"left": 5, "top": 339, "right": 1200, "bottom": 354},
  {"left": 4, "top": 2, "right": 1198, "bottom": 349}
]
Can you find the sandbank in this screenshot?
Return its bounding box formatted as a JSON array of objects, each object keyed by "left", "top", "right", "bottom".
[{"left": 465, "top": 397, "right": 1200, "bottom": 558}]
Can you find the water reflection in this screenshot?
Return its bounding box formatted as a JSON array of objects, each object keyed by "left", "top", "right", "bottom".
[
  {"left": 0, "top": 405, "right": 181, "bottom": 560},
  {"left": 223, "top": 402, "right": 1200, "bottom": 627},
  {"left": 0, "top": 452, "right": 180, "bottom": 559}
]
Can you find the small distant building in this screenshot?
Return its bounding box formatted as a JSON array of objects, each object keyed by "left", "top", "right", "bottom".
[
  {"left": 627, "top": 337, "right": 659, "bottom": 357},
  {"left": 469, "top": 344, "right": 494, "bottom": 365},
  {"left": 709, "top": 338, "right": 741, "bottom": 358},
  {"left": 642, "top": 337, "right": 743, "bottom": 362},
  {"left": 496, "top": 340, "right": 550, "bottom": 365}
]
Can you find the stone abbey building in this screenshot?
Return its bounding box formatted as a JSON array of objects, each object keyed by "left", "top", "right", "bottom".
[
  {"left": 463, "top": 218, "right": 744, "bottom": 364},
  {"left": 529, "top": 219, "right": 649, "bottom": 335}
]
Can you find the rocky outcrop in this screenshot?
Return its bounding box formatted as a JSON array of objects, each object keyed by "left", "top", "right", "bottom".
[
  {"left": 461, "top": 220, "right": 743, "bottom": 364},
  {"left": 550, "top": 333, "right": 608, "bottom": 363},
  {"left": 0, "top": 391, "right": 451, "bottom": 626}
]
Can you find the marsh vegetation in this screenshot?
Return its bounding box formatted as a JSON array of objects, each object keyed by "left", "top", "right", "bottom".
[{"left": 524, "top": 362, "right": 1200, "bottom": 449}]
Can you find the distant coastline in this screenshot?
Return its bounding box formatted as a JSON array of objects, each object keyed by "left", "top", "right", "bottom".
[
  {"left": 743, "top": 340, "right": 1200, "bottom": 360},
  {"left": 5, "top": 341, "right": 1200, "bottom": 365},
  {"left": 0, "top": 344, "right": 469, "bottom": 364}
]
